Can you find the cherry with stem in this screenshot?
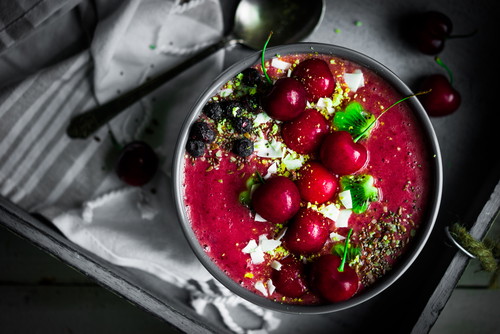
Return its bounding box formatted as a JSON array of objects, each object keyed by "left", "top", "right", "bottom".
[{"left": 418, "top": 57, "right": 461, "bottom": 117}]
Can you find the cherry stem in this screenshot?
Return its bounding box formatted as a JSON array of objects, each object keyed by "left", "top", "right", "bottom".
[
  {"left": 261, "top": 31, "right": 273, "bottom": 85},
  {"left": 447, "top": 29, "right": 478, "bottom": 40},
  {"left": 353, "top": 90, "right": 431, "bottom": 143},
  {"left": 435, "top": 57, "right": 454, "bottom": 85},
  {"left": 256, "top": 171, "right": 265, "bottom": 184},
  {"left": 338, "top": 228, "right": 353, "bottom": 272}
]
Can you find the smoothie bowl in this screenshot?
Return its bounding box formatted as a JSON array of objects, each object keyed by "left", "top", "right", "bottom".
[{"left": 172, "top": 43, "right": 442, "bottom": 313}]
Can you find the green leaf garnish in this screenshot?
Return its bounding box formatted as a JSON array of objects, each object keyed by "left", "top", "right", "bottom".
[
  {"left": 340, "top": 175, "right": 379, "bottom": 214},
  {"left": 238, "top": 172, "right": 265, "bottom": 206},
  {"left": 239, "top": 190, "right": 251, "bottom": 206},
  {"left": 333, "top": 230, "right": 360, "bottom": 272},
  {"left": 261, "top": 32, "right": 273, "bottom": 84},
  {"left": 335, "top": 228, "right": 359, "bottom": 272},
  {"left": 333, "top": 101, "right": 375, "bottom": 142}
]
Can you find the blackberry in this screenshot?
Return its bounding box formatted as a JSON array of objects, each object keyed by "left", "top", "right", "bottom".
[
  {"left": 220, "top": 100, "right": 244, "bottom": 118},
  {"left": 233, "top": 138, "right": 253, "bottom": 157},
  {"left": 241, "top": 95, "right": 261, "bottom": 113},
  {"left": 231, "top": 116, "right": 252, "bottom": 134},
  {"left": 241, "top": 68, "right": 262, "bottom": 87},
  {"left": 257, "top": 79, "right": 273, "bottom": 96},
  {"left": 202, "top": 102, "right": 223, "bottom": 121},
  {"left": 186, "top": 139, "right": 205, "bottom": 157},
  {"left": 189, "top": 122, "right": 215, "bottom": 143}
]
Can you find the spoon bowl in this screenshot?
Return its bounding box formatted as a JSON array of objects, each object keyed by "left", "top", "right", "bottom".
[
  {"left": 233, "top": 0, "right": 324, "bottom": 49},
  {"left": 66, "top": 0, "right": 325, "bottom": 139}
]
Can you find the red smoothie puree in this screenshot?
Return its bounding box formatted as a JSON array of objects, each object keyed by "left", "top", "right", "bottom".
[{"left": 182, "top": 53, "right": 433, "bottom": 305}]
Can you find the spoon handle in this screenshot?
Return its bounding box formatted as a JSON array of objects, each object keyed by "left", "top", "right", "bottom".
[{"left": 66, "top": 37, "right": 231, "bottom": 139}]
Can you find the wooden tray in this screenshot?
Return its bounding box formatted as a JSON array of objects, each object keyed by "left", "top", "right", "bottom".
[{"left": 1, "top": 0, "right": 500, "bottom": 332}]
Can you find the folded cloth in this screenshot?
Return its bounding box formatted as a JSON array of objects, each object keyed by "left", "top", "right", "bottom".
[
  {"left": 0, "top": 0, "right": 81, "bottom": 52},
  {"left": 0, "top": 0, "right": 92, "bottom": 88},
  {"left": 0, "top": 0, "right": 281, "bottom": 333}
]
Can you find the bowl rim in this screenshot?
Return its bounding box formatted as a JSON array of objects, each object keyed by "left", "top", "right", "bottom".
[{"left": 172, "top": 42, "right": 443, "bottom": 314}]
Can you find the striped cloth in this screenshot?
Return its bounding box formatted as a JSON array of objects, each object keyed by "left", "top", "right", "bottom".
[
  {"left": 0, "top": 0, "right": 220, "bottom": 278},
  {"left": 0, "top": 0, "right": 281, "bottom": 332}
]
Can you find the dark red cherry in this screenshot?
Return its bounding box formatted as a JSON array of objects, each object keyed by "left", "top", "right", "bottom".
[
  {"left": 271, "top": 256, "right": 308, "bottom": 298},
  {"left": 403, "top": 11, "right": 453, "bottom": 55},
  {"left": 292, "top": 58, "right": 336, "bottom": 101},
  {"left": 281, "top": 109, "right": 329, "bottom": 154},
  {"left": 418, "top": 74, "right": 461, "bottom": 116},
  {"left": 251, "top": 176, "right": 301, "bottom": 224},
  {"left": 320, "top": 131, "right": 368, "bottom": 175},
  {"left": 295, "top": 162, "right": 338, "bottom": 204},
  {"left": 309, "top": 254, "right": 359, "bottom": 303},
  {"left": 262, "top": 77, "right": 307, "bottom": 121},
  {"left": 284, "top": 208, "right": 331, "bottom": 255},
  {"left": 115, "top": 141, "right": 159, "bottom": 186}
]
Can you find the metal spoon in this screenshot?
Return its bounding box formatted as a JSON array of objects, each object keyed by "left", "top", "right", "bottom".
[{"left": 66, "top": 0, "right": 325, "bottom": 139}]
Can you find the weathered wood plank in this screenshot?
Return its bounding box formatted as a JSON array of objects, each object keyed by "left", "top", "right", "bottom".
[
  {"left": 411, "top": 178, "right": 500, "bottom": 333},
  {"left": 0, "top": 285, "right": 180, "bottom": 334}
]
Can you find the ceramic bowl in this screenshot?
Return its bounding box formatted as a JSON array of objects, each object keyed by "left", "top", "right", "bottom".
[{"left": 172, "top": 43, "right": 442, "bottom": 313}]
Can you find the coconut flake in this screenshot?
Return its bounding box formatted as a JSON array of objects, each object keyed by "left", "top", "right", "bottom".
[
  {"left": 242, "top": 239, "right": 258, "bottom": 253},
  {"left": 254, "top": 213, "right": 267, "bottom": 222},
  {"left": 282, "top": 153, "right": 303, "bottom": 170},
  {"left": 264, "top": 162, "right": 278, "bottom": 179},
  {"left": 250, "top": 249, "right": 265, "bottom": 264},
  {"left": 253, "top": 112, "right": 271, "bottom": 126},
  {"left": 317, "top": 203, "right": 340, "bottom": 221},
  {"left": 330, "top": 231, "right": 346, "bottom": 242},
  {"left": 339, "top": 189, "right": 353, "bottom": 209},
  {"left": 271, "top": 58, "right": 292, "bottom": 71},
  {"left": 258, "top": 234, "right": 282, "bottom": 252},
  {"left": 254, "top": 139, "right": 284, "bottom": 159},
  {"left": 255, "top": 281, "right": 268, "bottom": 296},
  {"left": 243, "top": 235, "right": 281, "bottom": 264},
  {"left": 242, "top": 238, "right": 266, "bottom": 264},
  {"left": 271, "top": 260, "right": 282, "bottom": 271},
  {"left": 267, "top": 279, "right": 276, "bottom": 295},
  {"left": 260, "top": 238, "right": 282, "bottom": 252},
  {"left": 344, "top": 69, "right": 365, "bottom": 92},
  {"left": 335, "top": 209, "right": 352, "bottom": 228},
  {"left": 316, "top": 97, "right": 335, "bottom": 114}
]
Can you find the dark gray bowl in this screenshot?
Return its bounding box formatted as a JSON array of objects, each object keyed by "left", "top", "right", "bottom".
[{"left": 172, "top": 43, "right": 443, "bottom": 314}]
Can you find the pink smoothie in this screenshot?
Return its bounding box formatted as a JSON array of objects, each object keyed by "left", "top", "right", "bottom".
[{"left": 182, "top": 53, "right": 434, "bottom": 305}]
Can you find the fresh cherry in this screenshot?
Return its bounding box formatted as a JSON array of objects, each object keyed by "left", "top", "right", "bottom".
[
  {"left": 271, "top": 256, "right": 308, "bottom": 298},
  {"left": 251, "top": 176, "right": 301, "bottom": 224},
  {"left": 403, "top": 11, "right": 453, "bottom": 55},
  {"left": 284, "top": 208, "right": 331, "bottom": 255},
  {"left": 262, "top": 77, "right": 307, "bottom": 121},
  {"left": 115, "top": 141, "right": 159, "bottom": 186},
  {"left": 309, "top": 254, "right": 359, "bottom": 303},
  {"left": 418, "top": 74, "right": 461, "bottom": 117},
  {"left": 292, "top": 58, "right": 336, "bottom": 101},
  {"left": 319, "top": 131, "right": 368, "bottom": 175},
  {"left": 295, "top": 162, "right": 338, "bottom": 204},
  {"left": 281, "top": 109, "right": 329, "bottom": 154}
]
